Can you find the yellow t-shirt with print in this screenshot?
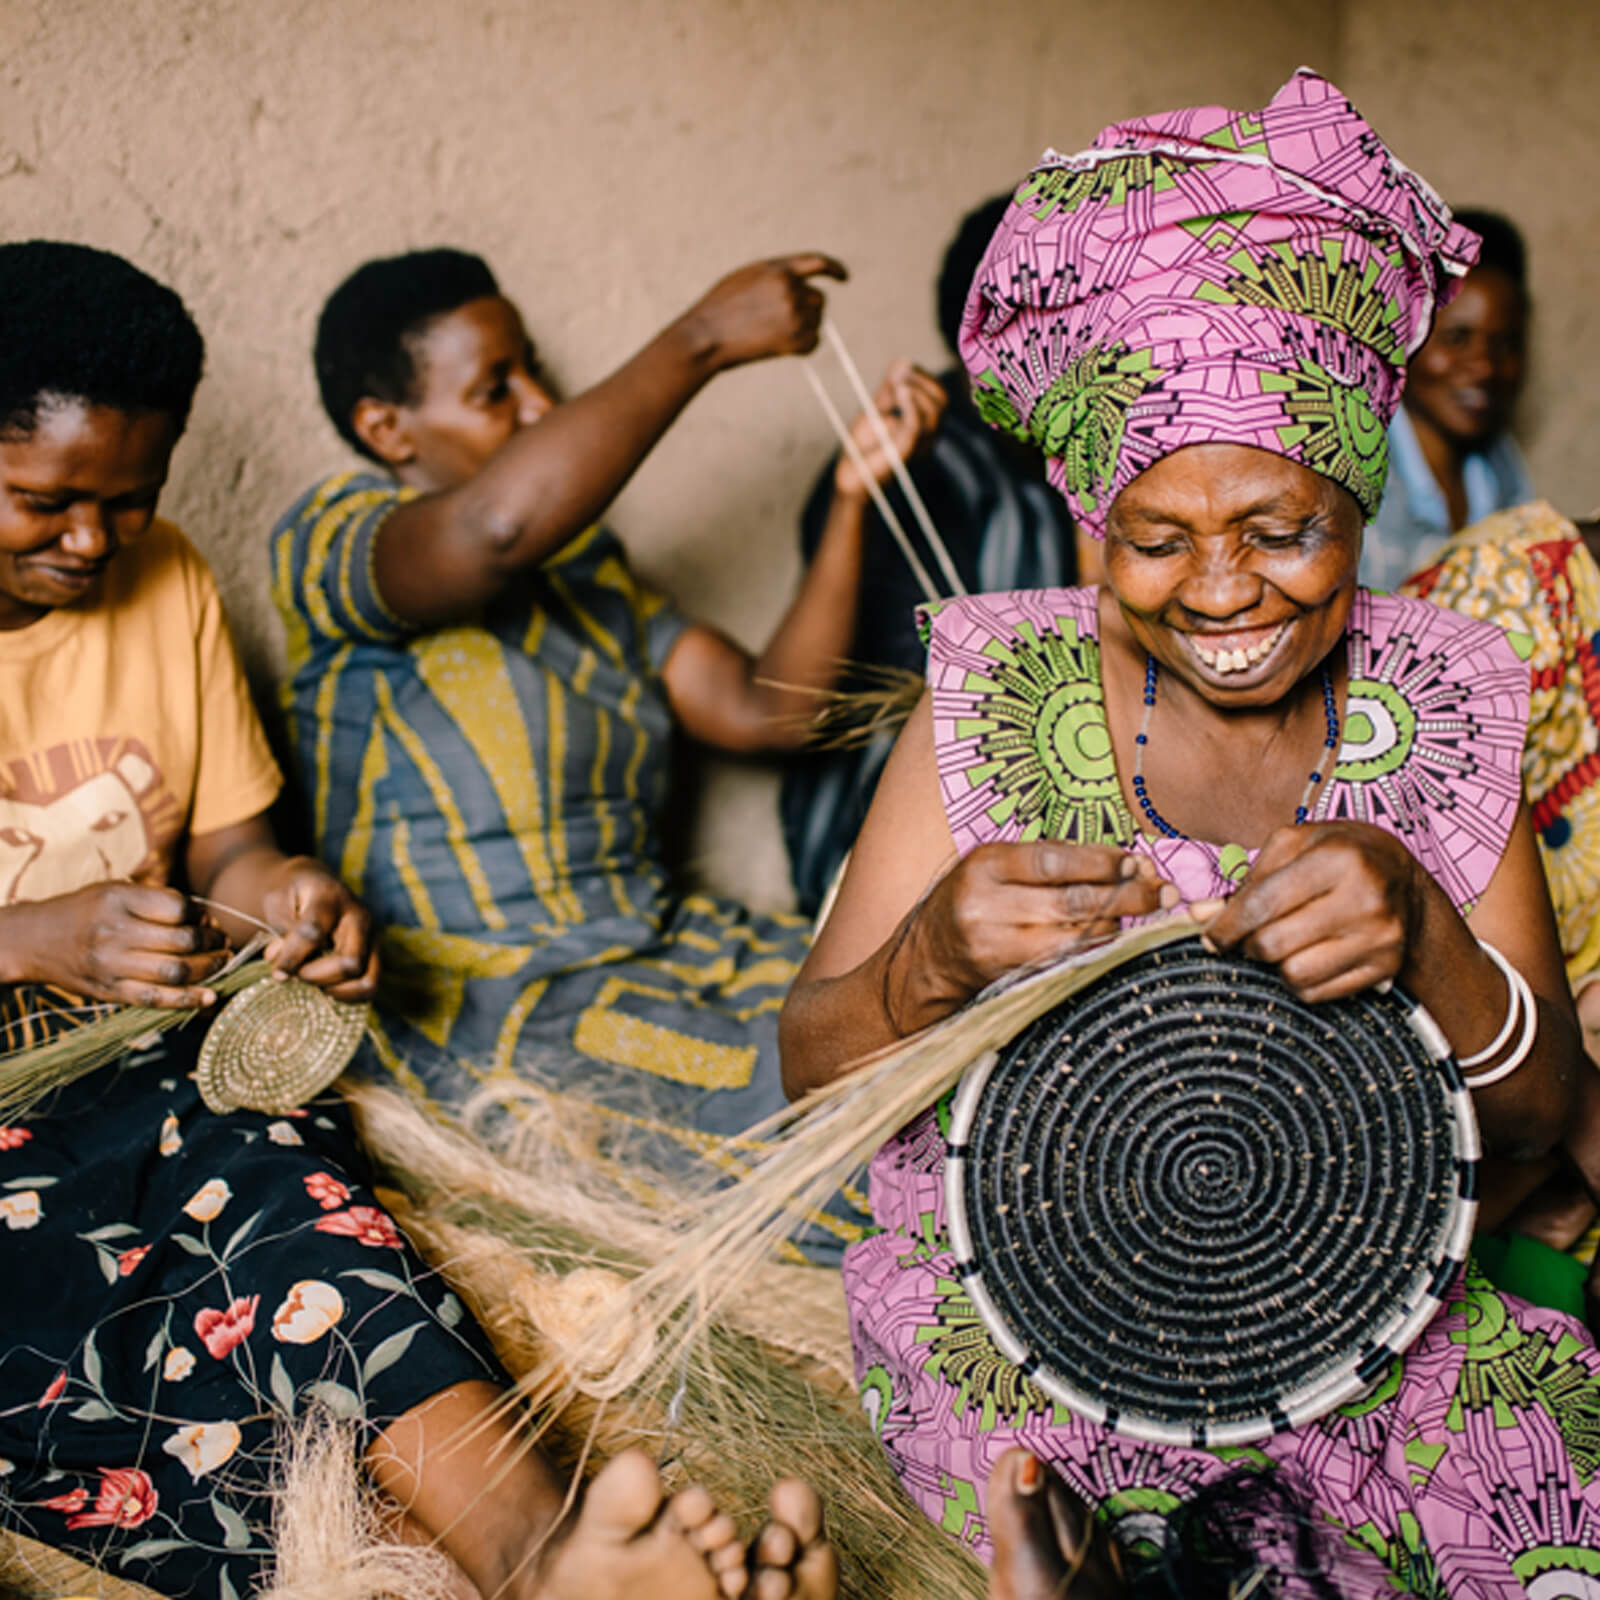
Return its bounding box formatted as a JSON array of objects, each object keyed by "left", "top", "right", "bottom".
[{"left": 0, "top": 519, "right": 282, "bottom": 909}]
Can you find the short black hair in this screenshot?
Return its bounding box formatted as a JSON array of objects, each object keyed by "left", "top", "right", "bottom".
[
  {"left": 314, "top": 248, "right": 500, "bottom": 461},
  {"left": 936, "top": 195, "right": 1013, "bottom": 358},
  {"left": 1454, "top": 208, "right": 1528, "bottom": 293},
  {"left": 0, "top": 240, "right": 204, "bottom": 438}
]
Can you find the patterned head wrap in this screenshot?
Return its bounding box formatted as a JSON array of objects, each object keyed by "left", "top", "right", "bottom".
[{"left": 959, "top": 69, "right": 1480, "bottom": 538}]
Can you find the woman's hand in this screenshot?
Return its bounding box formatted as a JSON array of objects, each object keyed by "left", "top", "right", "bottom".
[
  {"left": 258, "top": 857, "right": 378, "bottom": 1003},
  {"left": 833, "top": 362, "right": 947, "bottom": 497},
  {"left": 678, "top": 254, "right": 848, "bottom": 371},
  {"left": 885, "top": 841, "right": 1174, "bottom": 1036},
  {"left": 0, "top": 883, "right": 228, "bottom": 1009},
  {"left": 1191, "top": 821, "right": 1428, "bottom": 1002}
]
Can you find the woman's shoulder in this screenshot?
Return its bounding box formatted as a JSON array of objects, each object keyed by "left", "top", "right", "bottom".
[
  {"left": 271, "top": 469, "right": 413, "bottom": 551},
  {"left": 917, "top": 585, "right": 1101, "bottom": 655},
  {"left": 1355, "top": 586, "right": 1533, "bottom": 683},
  {"left": 1332, "top": 588, "right": 1529, "bottom": 914}
]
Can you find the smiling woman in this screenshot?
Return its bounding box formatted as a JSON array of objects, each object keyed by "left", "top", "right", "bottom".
[{"left": 778, "top": 71, "right": 1600, "bottom": 1594}]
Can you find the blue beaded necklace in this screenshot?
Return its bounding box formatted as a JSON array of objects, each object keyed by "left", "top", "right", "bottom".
[{"left": 1130, "top": 655, "right": 1341, "bottom": 842}]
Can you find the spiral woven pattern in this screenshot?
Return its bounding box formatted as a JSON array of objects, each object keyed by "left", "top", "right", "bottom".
[
  {"left": 195, "top": 977, "right": 370, "bottom": 1116},
  {"left": 945, "top": 937, "right": 1478, "bottom": 1447}
]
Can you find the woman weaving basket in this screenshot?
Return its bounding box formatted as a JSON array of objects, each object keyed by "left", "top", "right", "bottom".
[
  {"left": 0, "top": 242, "right": 837, "bottom": 1600},
  {"left": 780, "top": 71, "right": 1600, "bottom": 1593}
]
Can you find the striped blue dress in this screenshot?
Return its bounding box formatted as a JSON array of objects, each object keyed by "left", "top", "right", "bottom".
[{"left": 272, "top": 473, "right": 864, "bottom": 1259}]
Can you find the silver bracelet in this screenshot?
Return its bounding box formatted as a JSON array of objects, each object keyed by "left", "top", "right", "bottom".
[
  {"left": 1460, "top": 940, "right": 1539, "bottom": 1088},
  {"left": 1459, "top": 941, "right": 1522, "bottom": 1068}
]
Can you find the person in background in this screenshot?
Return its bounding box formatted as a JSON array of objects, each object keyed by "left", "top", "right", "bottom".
[
  {"left": 1360, "top": 208, "right": 1532, "bottom": 590},
  {"left": 780, "top": 198, "right": 1078, "bottom": 915},
  {"left": 273, "top": 248, "right": 941, "bottom": 1262}
]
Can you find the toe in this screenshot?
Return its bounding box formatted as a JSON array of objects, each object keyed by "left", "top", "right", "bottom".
[
  {"left": 581, "top": 1450, "right": 669, "bottom": 1546},
  {"left": 668, "top": 1485, "right": 719, "bottom": 1538},
  {"left": 987, "top": 1451, "right": 1071, "bottom": 1600},
  {"left": 753, "top": 1521, "right": 798, "bottom": 1569},
  {"left": 767, "top": 1479, "right": 824, "bottom": 1547}
]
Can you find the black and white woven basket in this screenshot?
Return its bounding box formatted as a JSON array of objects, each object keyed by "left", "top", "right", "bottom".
[{"left": 943, "top": 936, "right": 1478, "bottom": 1447}]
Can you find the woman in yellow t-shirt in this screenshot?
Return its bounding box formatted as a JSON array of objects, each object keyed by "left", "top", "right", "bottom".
[{"left": 0, "top": 243, "right": 833, "bottom": 1600}]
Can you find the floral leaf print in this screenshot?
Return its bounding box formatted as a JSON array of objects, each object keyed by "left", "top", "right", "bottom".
[
  {"left": 315, "top": 1205, "right": 403, "bottom": 1248},
  {"left": 304, "top": 1379, "right": 362, "bottom": 1419},
  {"left": 221, "top": 1209, "right": 262, "bottom": 1261},
  {"left": 119, "top": 1537, "right": 190, "bottom": 1564},
  {"left": 362, "top": 1323, "right": 423, "bottom": 1386},
  {"left": 143, "top": 1324, "right": 167, "bottom": 1373},
  {"left": 172, "top": 1233, "right": 209, "bottom": 1256},
  {"left": 82, "top": 1331, "right": 103, "bottom": 1392},
  {"left": 438, "top": 1292, "right": 464, "bottom": 1328},
  {"left": 340, "top": 1266, "right": 410, "bottom": 1295},
  {"left": 210, "top": 1491, "right": 251, "bottom": 1549},
  {"left": 2, "top": 1174, "right": 56, "bottom": 1187},
  {"left": 95, "top": 1249, "right": 119, "bottom": 1287},
  {"left": 82, "top": 1223, "right": 140, "bottom": 1242},
  {"left": 194, "top": 1295, "right": 259, "bottom": 1360},
  {"left": 270, "top": 1353, "right": 297, "bottom": 1417},
  {"left": 69, "top": 1400, "right": 117, "bottom": 1423}
]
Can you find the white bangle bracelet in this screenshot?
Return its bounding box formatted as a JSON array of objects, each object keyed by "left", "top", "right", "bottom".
[
  {"left": 1459, "top": 940, "right": 1523, "bottom": 1068},
  {"left": 1461, "top": 941, "right": 1539, "bottom": 1088}
]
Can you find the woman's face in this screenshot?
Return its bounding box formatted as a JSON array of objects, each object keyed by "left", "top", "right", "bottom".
[
  {"left": 390, "top": 295, "right": 555, "bottom": 489},
  {"left": 0, "top": 400, "right": 179, "bottom": 630},
  {"left": 1403, "top": 266, "right": 1527, "bottom": 448},
  {"left": 1103, "top": 444, "right": 1361, "bottom": 709}
]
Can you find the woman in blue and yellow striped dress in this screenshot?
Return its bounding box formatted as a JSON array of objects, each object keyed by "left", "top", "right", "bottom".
[{"left": 272, "top": 248, "right": 944, "bottom": 1260}]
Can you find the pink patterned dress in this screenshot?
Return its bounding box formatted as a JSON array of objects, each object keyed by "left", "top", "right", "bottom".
[{"left": 843, "top": 586, "right": 1600, "bottom": 1596}]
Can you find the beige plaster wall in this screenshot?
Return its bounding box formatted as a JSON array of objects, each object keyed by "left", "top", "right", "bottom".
[
  {"left": 1339, "top": 0, "right": 1600, "bottom": 521},
  {"left": 9, "top": 0, "right": 1589, "bottom": 912}
]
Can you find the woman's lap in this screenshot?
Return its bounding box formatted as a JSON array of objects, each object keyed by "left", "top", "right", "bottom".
[
  {"left": 0, "top": 1032, "right": 502, "bottom": 1599},
  {"left": 845, "top": 1214, "right": 1600, "bottom": 1596}
]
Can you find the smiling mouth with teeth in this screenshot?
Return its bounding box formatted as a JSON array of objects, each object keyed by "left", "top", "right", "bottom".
[{"left": 1187, "top": 622, "right": 1288, "bottom": 675}]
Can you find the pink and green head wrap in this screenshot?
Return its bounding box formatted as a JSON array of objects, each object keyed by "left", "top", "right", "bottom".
[{"left": 959, "top": 69, "right": 1481, "bottom": 537}]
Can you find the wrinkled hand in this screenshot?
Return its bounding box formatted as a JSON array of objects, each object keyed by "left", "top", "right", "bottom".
[
  {"left": 3, "top": 882, "right": 229, "bottom": 1009},
  {"left": 682, "top": 253, "right": 847, "bottom": 370},
  {"left": 887, "top": 842, "right": 1174, "bottom": 1035},
  {"left": 1191, "top": 821, "right": 1426, "bottom": 1002},
  {"left": 834, "top": 361, "right": 947, "bottom": 497},
  {"left": 259, "top": 857, "right": 378, "bottom": 1002}
]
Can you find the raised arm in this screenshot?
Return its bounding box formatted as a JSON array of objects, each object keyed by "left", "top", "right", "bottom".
[
  {"left": 370, "top": 255, "right": 846, "bottom": 628},
  {"left": 661, "top": 363, "right": 946, "bottom": 753},
  {"left": 778, "top": 693, "right": 1170, "bottom": 1097}
]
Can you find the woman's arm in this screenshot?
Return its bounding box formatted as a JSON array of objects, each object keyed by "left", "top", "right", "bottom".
[
  {"left": 186, "top": 815, "right": 377, "bottom": 1002},
  {"left": 778, "top": 694, "right": 1171, "bottom": 1097},
  {"left": 372, "top": 256, "right": 845, "bottom": 628},
  {"left": 661, "top": 364, "right": 946, "bottom": 753},
  {"left": 1197, "top": 803, "right": 1581, "bottom": 1160}
]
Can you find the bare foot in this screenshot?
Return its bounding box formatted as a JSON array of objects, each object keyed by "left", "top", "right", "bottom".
[
  {"left": 533, "top": 1450, "right": 741, "bottom": 1600},
  {"left": 746, "top": 1478, "right": 838, "bottom": 1600},
  {"left": 987, "top": 1450, "right": 1126, "bottom": 1600}
]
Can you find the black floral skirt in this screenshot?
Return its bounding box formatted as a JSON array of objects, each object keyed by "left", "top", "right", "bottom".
[{"left": 0, "top": 1019, "right": 503, "bottom": 1599}]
